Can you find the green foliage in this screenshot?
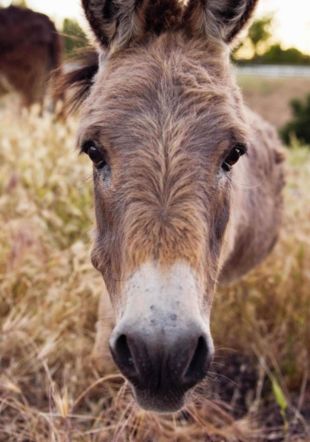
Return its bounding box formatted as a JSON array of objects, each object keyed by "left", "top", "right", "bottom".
[
  {"left": 233, "top": 15, "right": 273, "bottom": 61},
  {"left": 234, "top": 15, "right": 310, "bottom": 65},
  {"left": 12, "top": 0, "right": 27, "bottom": 6},
  {"left": 281, "top": 95, "right": 310, "bottom": 145},
  {"left": 62, "top": 18, "right": 88, "bottom": 57},
  {"left": 256, "top": 44, "right": 310, "bottom": 65},
  {"left": 248, "top": 15, "right": 272, "bottom": 56},
  {"left": 271, "top": 376, "right": 288, "bottom": 413}
]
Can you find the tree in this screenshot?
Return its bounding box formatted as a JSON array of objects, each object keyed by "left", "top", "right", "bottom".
[
  {"left": 232, "top": 15, "right": 273, "bottom": 61},
  {"left": 62, "top": 18, "right": 88, "bottom": 58},
  {"left": 13, "top": 0, "right": 27, "bottom": 6},
  {"left": 233, "top": 14, "right": 310, "bottom": 65},
  {"left": 248, "top": 15, "right": 273, "bottom": 57},
  {"left": 258, "top": 44, "right": 310, "bottom": 65},
  {"left": 0, "top": 0, "right": 27, "bottom": 6},
  {"left": 281, "top": 95, "right": 310, "bottom": 146}
]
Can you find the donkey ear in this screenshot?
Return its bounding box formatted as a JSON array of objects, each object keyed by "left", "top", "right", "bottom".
[
  {"left": 82, "top": 0, "right": 144, "bottom": 50},
  {"left": 82, "top": 0, "right": 184, "bottom": 50},
  {"left": 184, "top": 0, "right": 259, "bottom": 43}
]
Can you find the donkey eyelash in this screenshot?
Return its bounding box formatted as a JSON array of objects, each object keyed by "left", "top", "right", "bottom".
[
  {"left": 220, "top": 142, "right": 247, "bottom": 164},
  {"left": 221, "top": 143, "right": 248, "bottom": 173},
  {"left": 81, "top": 139, "right": 98, "bottom": 154},
  {"left": 225, "top": 142, "right": 248, "bottom": 157},
  {"left": 235, "top": 143, "right": 248, "bottom": 155}
]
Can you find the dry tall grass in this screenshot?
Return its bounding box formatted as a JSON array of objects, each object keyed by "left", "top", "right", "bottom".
[{"left": 0, "top": 103, "right": 309, "bottom": 441}]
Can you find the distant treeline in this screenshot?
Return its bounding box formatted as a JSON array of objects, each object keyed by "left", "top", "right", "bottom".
[
  {"left": 235, "top": 44, "right": 310, "bottom": 66},
  {"left": 5, "top": 2, "right": 310, "bottom": 65},
  {"left": 233, "top": 15, "right": 310, "bottom": 65}
]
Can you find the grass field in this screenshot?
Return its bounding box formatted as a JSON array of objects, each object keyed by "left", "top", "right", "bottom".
[
  {"left": 0, "top": 78, "right": 309, "bottom": 441},
  {"left": 239, "top": 76, "right": 310, "bottom": 130}
]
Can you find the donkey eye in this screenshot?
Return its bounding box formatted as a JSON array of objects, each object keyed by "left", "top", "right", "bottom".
[
  {"left": 82, "top": 141, "right": 107, "bottom": 169},
  {"left": 222, "top": 144, "right": 247, "bottom": 172}
]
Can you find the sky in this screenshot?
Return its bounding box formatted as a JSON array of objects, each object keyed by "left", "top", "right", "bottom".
[{"left": 3, "top": 0, "right": 310, "bottom": 54}]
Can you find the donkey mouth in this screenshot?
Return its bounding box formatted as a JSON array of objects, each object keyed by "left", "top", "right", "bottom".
[{"left": 132, "top": 386, "right": 187, "bottom": 413}]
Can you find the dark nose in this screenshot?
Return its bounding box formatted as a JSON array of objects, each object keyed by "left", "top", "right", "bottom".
[{"left": 109, "top": 326, "right": 212, "bottom": 394}]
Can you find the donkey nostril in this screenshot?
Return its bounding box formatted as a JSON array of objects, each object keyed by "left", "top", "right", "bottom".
[
  {"left": 184, "top": 336, "right": 209, "bottom": 382},
  {"left": 114, "top": 334, "right": 135, "bottom": 369},
  {"left": 112, "top": 335, "right": 136, "bottom": 374},
  {"left": 111, "top": 329, "right": 211, "bottom": 392}
]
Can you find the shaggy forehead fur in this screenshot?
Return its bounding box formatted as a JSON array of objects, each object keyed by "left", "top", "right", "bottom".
[
  {"left": 65, "top": 0, "right": 284, "bottom": 305},
  {"left": 79, "top": 34, "right": 249, "bottom": 297},
  {"left": 79, "top": 35, "right": 248, "bottom": 148}
]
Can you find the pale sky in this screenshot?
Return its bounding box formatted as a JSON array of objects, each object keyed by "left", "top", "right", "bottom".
[{"left": 4, "top": 0, "right": 310, "bottom": 54}]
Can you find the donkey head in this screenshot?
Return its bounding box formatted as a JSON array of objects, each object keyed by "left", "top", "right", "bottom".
[{"left": 72, "top": 0, "right": 258, "bottom": 412}]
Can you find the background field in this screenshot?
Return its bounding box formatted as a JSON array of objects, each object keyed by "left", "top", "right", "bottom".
[
  {"left": 0, "top": 77, "right": 309, "bottom": 441},
  {"left": 239, "top": 76, "right": 310, "bottom": 129}
]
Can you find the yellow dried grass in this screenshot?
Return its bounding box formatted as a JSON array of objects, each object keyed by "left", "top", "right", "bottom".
[{"left": 0, "top": 102, "right": 309, "bottom": 441}]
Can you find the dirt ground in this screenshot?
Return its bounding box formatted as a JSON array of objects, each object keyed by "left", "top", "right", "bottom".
[{"left": 239, "top": 76, "right": 310, "bottom": 130}]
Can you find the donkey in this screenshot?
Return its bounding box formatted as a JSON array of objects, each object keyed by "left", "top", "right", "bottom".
[
  {"left": 62, "top": 0, "right": 285, "bottom": 413},
  {"left": 0, "top": 6, "right": 62, "bottom": 108}
]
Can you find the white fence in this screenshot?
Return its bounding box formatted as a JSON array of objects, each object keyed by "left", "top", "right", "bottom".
[{"left": 236, "top": 65, "right": 310, "bottom": 78}]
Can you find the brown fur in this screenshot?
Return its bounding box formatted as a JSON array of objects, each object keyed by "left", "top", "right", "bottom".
[
  {"left": 184, "top": 0, "right": 259, "bottom": 42},
  {"left": 60, "top": 0, "right": 285, "bottom": 353},
  {"left": 76, "top": 35, "right": 284, "bottom": 304},
  {"left": 0, "top": 6, "right": 63, "bottom": 108}
]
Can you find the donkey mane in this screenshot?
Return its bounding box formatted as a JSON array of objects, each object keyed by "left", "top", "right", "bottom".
[{"left": 59, "top": 50, "right": 99, "bottom": 111}]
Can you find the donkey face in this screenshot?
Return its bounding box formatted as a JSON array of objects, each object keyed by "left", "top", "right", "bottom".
[{"left": 75, "top": 0, "right": 258, "bottom": 412}]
